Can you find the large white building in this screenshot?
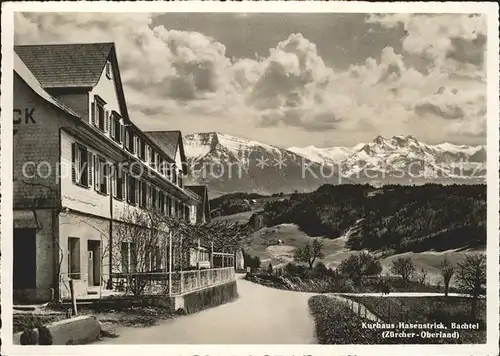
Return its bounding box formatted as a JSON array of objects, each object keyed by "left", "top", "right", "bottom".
[{"left": 13, "top": 43, "right": 209, "bottom": 303}]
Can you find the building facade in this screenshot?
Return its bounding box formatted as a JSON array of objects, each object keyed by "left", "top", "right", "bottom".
[{"left": 13, "top": 43, "right": 205, "bottom": 303}]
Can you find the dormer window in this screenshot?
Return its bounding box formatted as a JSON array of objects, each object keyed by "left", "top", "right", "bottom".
[
  {"left": 106, "top": 61, "right": 112, "bottom": 79},
  {"left": 91, "top": 96, "right": 107, "bottom": 131},
  {"left": 110, "top": 111, "right": 122, "bottom": 144},
  {"left": 125, "top": 128, "right": 135, "bottom": 154},
  {"left": 138, "top": 139, "right": 146, "bottom": 161}
]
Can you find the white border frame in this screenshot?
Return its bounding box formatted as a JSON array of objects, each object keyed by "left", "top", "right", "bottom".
[{"left": 1, "top": 2, "right": 499, "bottom": 356}]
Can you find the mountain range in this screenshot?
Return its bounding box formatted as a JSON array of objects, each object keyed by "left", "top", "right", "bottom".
[{"left": 183, "top": 132, "right": 486, "bottom": 197}]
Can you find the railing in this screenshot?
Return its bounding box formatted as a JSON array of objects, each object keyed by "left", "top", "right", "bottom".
[{"left": 111, "top": 266, "right": 235, "bottom": 296}]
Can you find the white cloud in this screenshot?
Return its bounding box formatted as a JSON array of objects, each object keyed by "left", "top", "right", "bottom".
[
  {"left": 367, "top": 13, "right": 487, "bottom": 78},
  {"left": 14, "top": 13, "right": 486, "bottom": 146}
]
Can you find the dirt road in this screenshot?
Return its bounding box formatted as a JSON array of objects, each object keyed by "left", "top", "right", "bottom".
[{"left": 99, "top": 277, "right": 317, "bottom": 344}]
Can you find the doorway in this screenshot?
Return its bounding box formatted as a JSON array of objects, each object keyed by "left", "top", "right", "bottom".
[
  {"left": 87, "top": 240, "right": 101, "bottom": 286},
  {"left": 13, "top": 228, "right": 37, "bottom": 289}
]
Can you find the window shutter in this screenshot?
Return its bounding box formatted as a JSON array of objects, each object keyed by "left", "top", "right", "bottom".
[
  {"left": 110, "top": 115, "right": 115, "bottom": 139},
  {"left": 121, "top": 170, "right": 126, "bottom": 200},
  {"left": 120, "top": 123, "right": 125, "bottom": 145},
  {"left": 94, "top": 156, "right": 100, "bottom": 191},
  {"left": 135, "top": 179, "right": 140, "bottom": 203},
  {"left": 112, "top": 165, "right": 117, "bottom": 197},
  {"left": 105, "top": 110, "right": 110, "bottom": 133},
  {"left": 125, "top": 174, "right": 130, "bottom": 203},
  {"left": 71, "top": 143, "right": 76, "bottom": 183},
  {"left": 88, "top": 152, "right": 93, "bottom": 187},
  {"left": 90, "top": 102, "right": 95, "bottom": 126}
]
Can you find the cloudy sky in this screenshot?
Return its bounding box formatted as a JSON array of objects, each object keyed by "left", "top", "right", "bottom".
[{"left": 15, "top": 12, "right": 487, "bottom": 148}]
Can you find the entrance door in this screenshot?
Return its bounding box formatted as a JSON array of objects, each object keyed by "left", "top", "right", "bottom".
[
  {"left": 87, "top": 240, "right": 101, "bottom": 286},
  {"left": 13, "top": 228, "right": 37, "bottom": 289}
]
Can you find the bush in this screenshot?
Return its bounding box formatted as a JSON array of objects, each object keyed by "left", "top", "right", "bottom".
[
  {"left": 20, "top": 329, "right": 38, "bottom": 345},
  {"left": 338, "top": 252, "right": 382, "bottom": 284},
  {"left": 327, "top": 276, "right": 356, "bottom": 293},
  {"left": 37, "top": 326, "right": 53, "bottom": 345},
  {"left": 284, "top": 262, "right": 308, "bottom": 278},
  {"left": 308, "top": 295, "right": 380, "bottom": 344},
  {"left": 312, "top": 262, "right": 329, "bottom": 278}
]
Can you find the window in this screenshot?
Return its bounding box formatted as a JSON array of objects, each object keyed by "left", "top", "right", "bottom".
[
  {"left": 146, "top": 146, "right": 152, "bottom": 165},
  {"left": 106, "top": 61, "right": 112, "bottom": 79},
  {"left": 68, "top": 237, "right": 81, "bottom": 279},
  {"left": 179, "top": 172, "right": 183, "bottom": 188},
  {"left": 158, "top": 157, "right": 164, "bottom": 176},
  {"left": 190, "top": 206, "right": 196, "bottom": 223},
  {"left": 130, "top": 243, "right": 137, "bottom": 273},
  {"left": 113, "top": 166, "right": 125, "bottom": 200},
  {"left": 151, "top": 150, "right": 157, "bottom": 169},
  {"left": 159, "top": 192, "right": 165, "bottom": 214},
  {"left": 111, "top": 113, "right": 122, "bottom": 143},
  {"left": 121, "top": 242, "right": 129, "bottom": 273},
  {"left": 172, "top": 166, "right": 178, "bottom": 185},
  {"left": 139, "top": 181, "right": 148, "bottom": 208},
  {"left": 94, "top": 156, "right": 109, "bottom": 194},
  {"left": 166, "top": 162, "right": 172, "bottom": 181},
  {"left": 71, "top": 143, "right": 90, "bottom": 187},
  {"left": 152, "top": 188, "right": 158, "bottom": 210},
  {"left": 127, "top": 174, "right": 137, "bottom": 205},
  {"left": 125, "top": 129, "right": 135, "bottom": 154},
  {"left": 166, "top": 195, "right": 172, "bottom": 216},
  {"left": 138, "top": 139, "right": 146, "bottom": 161}
]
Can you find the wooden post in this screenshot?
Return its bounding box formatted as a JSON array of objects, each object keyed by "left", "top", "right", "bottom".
[
  {"left": 69, "top": 280, "right": 78, "bottom": 316},
  {"left": 210, "top": 241, "right": 214, "bottom": 267},
  {"left": 168, "top": 231, "right": 172, "bottom": 296}
]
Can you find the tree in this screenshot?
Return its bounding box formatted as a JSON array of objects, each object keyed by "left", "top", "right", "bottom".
[
  {"left": 243, "top": 251, "right": 261, "bottom": 271},
  {"left": 294, "top": 239, "right": 325, "bottom": 268},
  {"left": 113, "top": 207, "right": 252, "bottom": 295},
  {"left": 416, "top": 267, "right": 428, "bottom": 285},
  {"left": 439, "top": 257, "right": 455, "bottom": 297},
  {"left": 390, "top": 257, "right": 415, "bottom": 285},
  {"left": 338, "top": 251, "right": 382, "bottom": 284},
  {"left": 455, "top": 254, "right": 486, "bottom": 318}
]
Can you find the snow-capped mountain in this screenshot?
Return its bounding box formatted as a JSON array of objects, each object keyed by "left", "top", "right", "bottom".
[
  {"left": 289, "top": 135, "right": 486, "bottom": 184},
  {"left": 183, "top": 132, "right": 485, "bottom": 196},
  {"left": 183, "top": 132, "right": 344, "bottom": 197}
]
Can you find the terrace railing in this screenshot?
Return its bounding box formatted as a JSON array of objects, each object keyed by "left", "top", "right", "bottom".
[{"left": 111, "top": 266, "right": 236, "bottom": 296}]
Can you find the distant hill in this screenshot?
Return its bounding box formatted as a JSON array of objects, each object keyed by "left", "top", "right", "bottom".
[
  {"left": 210, "top": 192, "right": 289, "bottom": 218},
  {"left": 259, "top": 183, "right": 486, "bottom": 254}
]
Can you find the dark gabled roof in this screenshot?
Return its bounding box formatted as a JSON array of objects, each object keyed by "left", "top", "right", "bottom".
[
  {"left": 14, "top": 52, "right": 80, "bottom": 119},
  {"left": 186, "top": 185, "right": 207, "bottom": 200},
  {"left": 14, "top": 42, "right": 114, "bottom": 88},
  {"left": 144, "top": 131, "right": 187, "bottom": 168}
]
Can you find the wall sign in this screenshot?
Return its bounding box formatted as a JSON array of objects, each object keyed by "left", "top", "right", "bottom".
[{"left": 13, "top": 108, "right": 36, "bottom": 135}]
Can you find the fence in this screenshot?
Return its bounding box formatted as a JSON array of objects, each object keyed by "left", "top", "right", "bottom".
[{"left": 111, "top": 267, "right": 236, "bottom": 296}]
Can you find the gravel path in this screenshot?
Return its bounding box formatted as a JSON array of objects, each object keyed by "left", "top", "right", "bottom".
[{"left": 98, "top": 277, "right": 317, "bottom": 344}]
